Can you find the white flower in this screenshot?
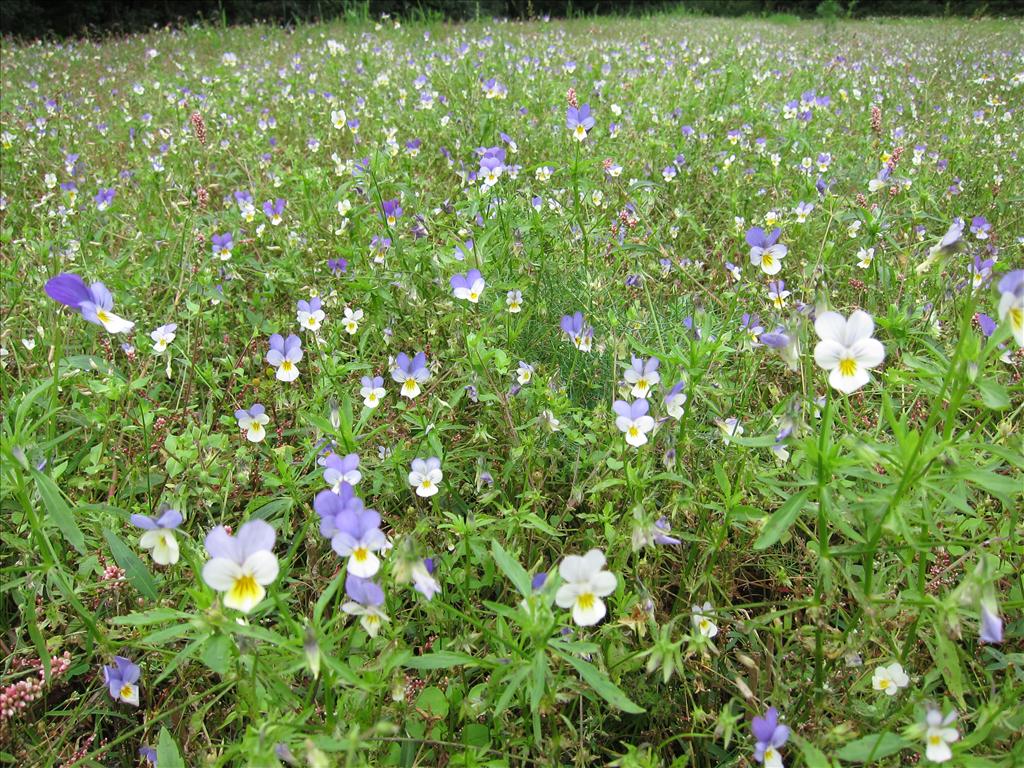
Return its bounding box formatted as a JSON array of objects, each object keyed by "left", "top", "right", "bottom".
[
  {"left": 506, "top": 289, "right": 523, "bottom": 313},
  {"left": 856, "top": 247, "right": 875, "bottom": 269},
  {"left": 691, "top": 602, "right": 718, "bottom": 638},
  {"left": 150, "top": 323, "right": 177, "bottom": 353},
  {"left": 923, "top": 709, "right": 959, "bottom": 763},
  {"left": 871, "top": 662, "right": 909, "bottom": 695},
  {"left": 343, "top": 307, "right": 363, "bottom": 335},
  {"left": 236, "top": 408, "right": 270, "bottom": 443},
  {"left": 813, "top": 310, "right": 886, "bottom": 394},
  {"left": 555, "top": 549, "right": 617, "bottom": 627},
  {"left": 342, "top": 601, "right": 388, "bottom": 637},
  {"left": 540, "top": 409, "right": 561, "bottom": 432},
  {"left": 202, "top": 521, "right": 279, "bottom": 614},
  {"left": 408, "top": 457, "right": 442, "bottom": 498},
  {"left": 360, "top": 377, "right": 386, "bottom": 409},
  {"left": 296, "top": 304, "right": 325, "bottom": 332},
  {"left": 613, "top": 400, "right": 656, "bottom": 448},
  {"left": 717, "top": 417, "right": 744, "bottom": 445}
]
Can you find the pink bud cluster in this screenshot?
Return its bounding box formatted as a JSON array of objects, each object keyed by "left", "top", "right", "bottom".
[
  {"left": 190, "top": 112, "right": 207, "bottom": 145},
  {"left": 566, "top": 87, "right": 578, "bottom": 109},
  {"left": 870, "top": 104, "right": 882, "bottom": 134},
  {"left": 1, "top": 652, "right": 72, "bottom": 722}
]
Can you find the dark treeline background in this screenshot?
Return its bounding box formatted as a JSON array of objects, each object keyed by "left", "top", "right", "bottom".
[{"left": 2, "top": 0, "right": 1022, "bottom": 39}]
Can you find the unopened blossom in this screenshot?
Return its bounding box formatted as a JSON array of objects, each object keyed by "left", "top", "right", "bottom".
[
  {"left": 613, "top": 399, "right": 655, "bottom": 447},
  {"left": 235, "top": 404, "right": 270, "bottom": 443},
  {"left": 691, "top": 602, "right": 718, "bottom": 638},
  {"left": 150, "top": 323, "right": 176, "bottom": 353},
  {"left": 360, "top": 375, "right": 386, "bottom": 408},
  {"left": 997, "top": 270, "right": 1023, "bottom": 346},
  {"left": 922, "top": 708, "right": 959, "bottom": 763},
  {"left": 746, "top": 227, "right": 787, "bottom": 276},
  {"left": 202, "top": 520, "right": 279, "bottom": 613},
  {"left": 102, "top": 656, "right": 140, "bottom": 706},
  {"left": 324, "top": 452, "right": 361, "bottom": 490},
  {"left": 267, "top": 334, "right": 303, "bottom": 382},
  {"left": 408, "top": 457, "right": 442, "bottom": 498},
  {"left": 342, "top": 574, "right": 389, "bottom": 637},
  {"left": 623, "top": 355, "right": 660, "bottom": 398},
  {"left": 813, "top": 310, "right": 885, "bottom": 393},
  {"left": 451, "top": 269, "right": 485, "bottom": 303},
  {"left": 760, "top": 327, "right": 801, "bottom": 372},
  {"left": 343, "top": 307, "right": 363, "bottom": 334},
  {"left": 391, "top": 352, "right": 430, "bottom": 399},
  {"left": 296, "top": 298, "right": 325, "bottom": 332},
  {"left": 45, "top": 272, "right": 135, "bottom": 334},
  {"left": 560, "top": 312, "right": 593, "bottom": 352},
  {"left": 751, "top": 708, "right": 789, "bottom": 768},
  {"left": 980, "top": 602, "right": 1003, "bottom": 644},
  {"left": 555, "top": 549, "right": 616, "bottom": 627},
  {"left": 872, "top": 662, "right": 909, "bottom": 695}
]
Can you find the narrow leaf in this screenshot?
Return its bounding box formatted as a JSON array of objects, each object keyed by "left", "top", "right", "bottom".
[
  {"left": 33, "top": 470, "right": 86, "bottom": 554},
  {"left": 755, "top": 488, "right": 813, "bottom": 550},
  {"left": 104, "top": 530, "right": 159, "bottom": 601}
]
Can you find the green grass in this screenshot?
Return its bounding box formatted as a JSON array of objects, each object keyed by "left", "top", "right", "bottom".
[{"left": 0, "top": 12, "right": 1022, "bottom": 768}]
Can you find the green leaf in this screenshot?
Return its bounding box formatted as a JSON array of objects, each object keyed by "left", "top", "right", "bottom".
[
  {"left": 557, "top": 652, "right": 644, "bottom": 714},
  {"left": 200, "top": 634, "right": 234, "bottom": 676},
  {"left": 793, "top": 734, "right": 832, "bottom": 768},
  {"left": 104, "top": 530, "right": 159, "bottom": 601},
  {"left": 415, "top": 686, "right": 449, "bottom": 718},
  {"left": 835, "top": 732, "right": 912, "bottom": 763},
  {"left": 33, "top": 470, "right": 86, "bottom": 554},
  {"left": 931, "top": 631, "right": 965, "bottom": 707},
  {"left": 491, "top": 540, "right": 532, "bottom": 597},
  {"left": 403, "top": 650, "right": 481, "bottom": 671},
  {"left": 156, "top": 727, "right": 186, "bottom": 768},
  {"left": 976, "top": 378, "right": 1010, "bottom": 410},
  {"left": 754, "top": 488, "right": 813, "bottom": 550},
  {"left": 111, "top": 607, "right": 191, "bottom": 626}
]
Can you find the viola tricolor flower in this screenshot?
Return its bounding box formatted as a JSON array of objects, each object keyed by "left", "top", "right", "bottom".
[
  {"left": 267, "top": 333, "right": 303, "bottom": 382},
  {"left": 412, "top": 558, "right": 442, "bottom": 600},
  {"left": 623, "top": 356, "right": 660, "bottom": 398},
  {"left": 343, "top": 307, "right": 363, "bottom": 334},
  {"left": 102, "top": 656, "right": 141, "bottom": 706},
  {"left": 567, "top": 104, "right": 595, "bottom": 141},
  {"left": 506, "top": 289, "right": 523, "bottom": 313},
  {"left": 408, "top": 457, "right": 442, "bottom": 498},
  {"left": 296, "top": 297, "right": 325, "bottom": 332},
  {"left": 997, "top": 270, "right": 1023, "bottom": 346},
  {"left": 235, "top": 403, "right": 270, "bottom": 443},
  {"left": 746, "top": 227, "right": 787, "bottom": 276},
  {"left": 130, "top": 507, "right": 182, "bottom": 566},
  {"left": 813, "top": 310, "right": 885, "bottom": 394},
  {"left": 150, "top": 323, "right": 176, "bottom": 353},
  {"left": 45, "top": 273, "right": 135, "bottom": 334},
  {"left": 201, "top": 520, "right": 279, "bottom": 613},
  {"left": 560, "top": 312, "right": 593, "bottom": 352},
  {"left": 555, "top": 549, "right": 616, "bottom": 627},
  {"left": 360, "top": 375, "right": 386, "bottom": 408},
  {"left": 324, "top": 452, "right": 361, "bottom": 490},
  {"left": 613, "top": 399, "right": 655, "bottom": 447},
  {"left": 263, "top": 198, "right": 286, "bottom": 225},
  {"left": 341, "top": 574, "right": 389, "bottom": 637},
  {"left": 314, "top": 489, "right": 387, "bottom": 578},
  {"left": 922, "top": 708, "right": 959, "bottom": 763},
  {"left": 391, "top": 352, "right": 430, "bottom": 399},
  {"left": 211, "top": 232, "right": 233, "bottom": 260},
  {"left": 871, "top": 662, "right": 909, "bottom": 695},
  {"left": 93, "top": 187, "right": 115, "bottom": 211},
  {"left": 751, "top": 707, "right": 789, "bottom": 768},
  {"left": 664, "top": 381, "right": 687, "bottom": 420},
  {"left": 450, "top": 269, "right": 485, "bottom": 303},
  {"left": 516, "top": 361, "right": 534, "bottom": 386},
  {"left": 691, "top": 602, "right": 718, "bottom": 638}
]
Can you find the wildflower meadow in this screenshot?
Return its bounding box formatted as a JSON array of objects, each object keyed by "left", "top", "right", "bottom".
[{"left": 1, "top": 9, "right": 1022, "bottom": 767}]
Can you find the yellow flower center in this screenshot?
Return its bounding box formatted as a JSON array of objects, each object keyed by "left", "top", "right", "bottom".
[
  {"left": 97, "top": 310, "right": 111, "bottom": 322},
  {"left": 699, "top": 619, "right": 710, "bottom": 631},
  {"left": 251, "top": 423, "right": 262, "bottom": 433},
  {"left": 929, "top": 735, "right": 941, "bottom": 746},
  {"left": 878, "top": 678, "right": 889, "bottom": 688},
  {"left": 469, "top": 291, "right": 478, "bottom": 300},
  {"left": 577, "top": 593, "right": 595, "bottom": 610},
  {"left": 120, "top": 684, "right": 134, "bottom": 700},
  {"left": 353, "top": 547, "right": 369, "bottom": 562},
  {"left": 403, "top": 380, "right": 416, "bottom": 393},
  {"left": 637, "top": 378, "right": 647, "bottom": 389},
  {"left": 281, "top": 361, "right": 293, "bottom": 371},
  {"left": 308, "top": 317, "right": 316, "bottom": 326},
  {"left": 421, "top": 479, "right": 433, "bottom": 489},
  {"left": 229, "top": 574, "right": 261, "bottom": 603},
  {"left": 368, "top": 393, "right": 377, "bottom": 402},
  {"left": 762, "top": 253, "right": 774, "bottom": 267},
  {"left": 1010, "top": 307, "right": 1022, "bottom": 330},
  {"left": 838, "top": 358, "right": 857, "bottom": 377}
]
